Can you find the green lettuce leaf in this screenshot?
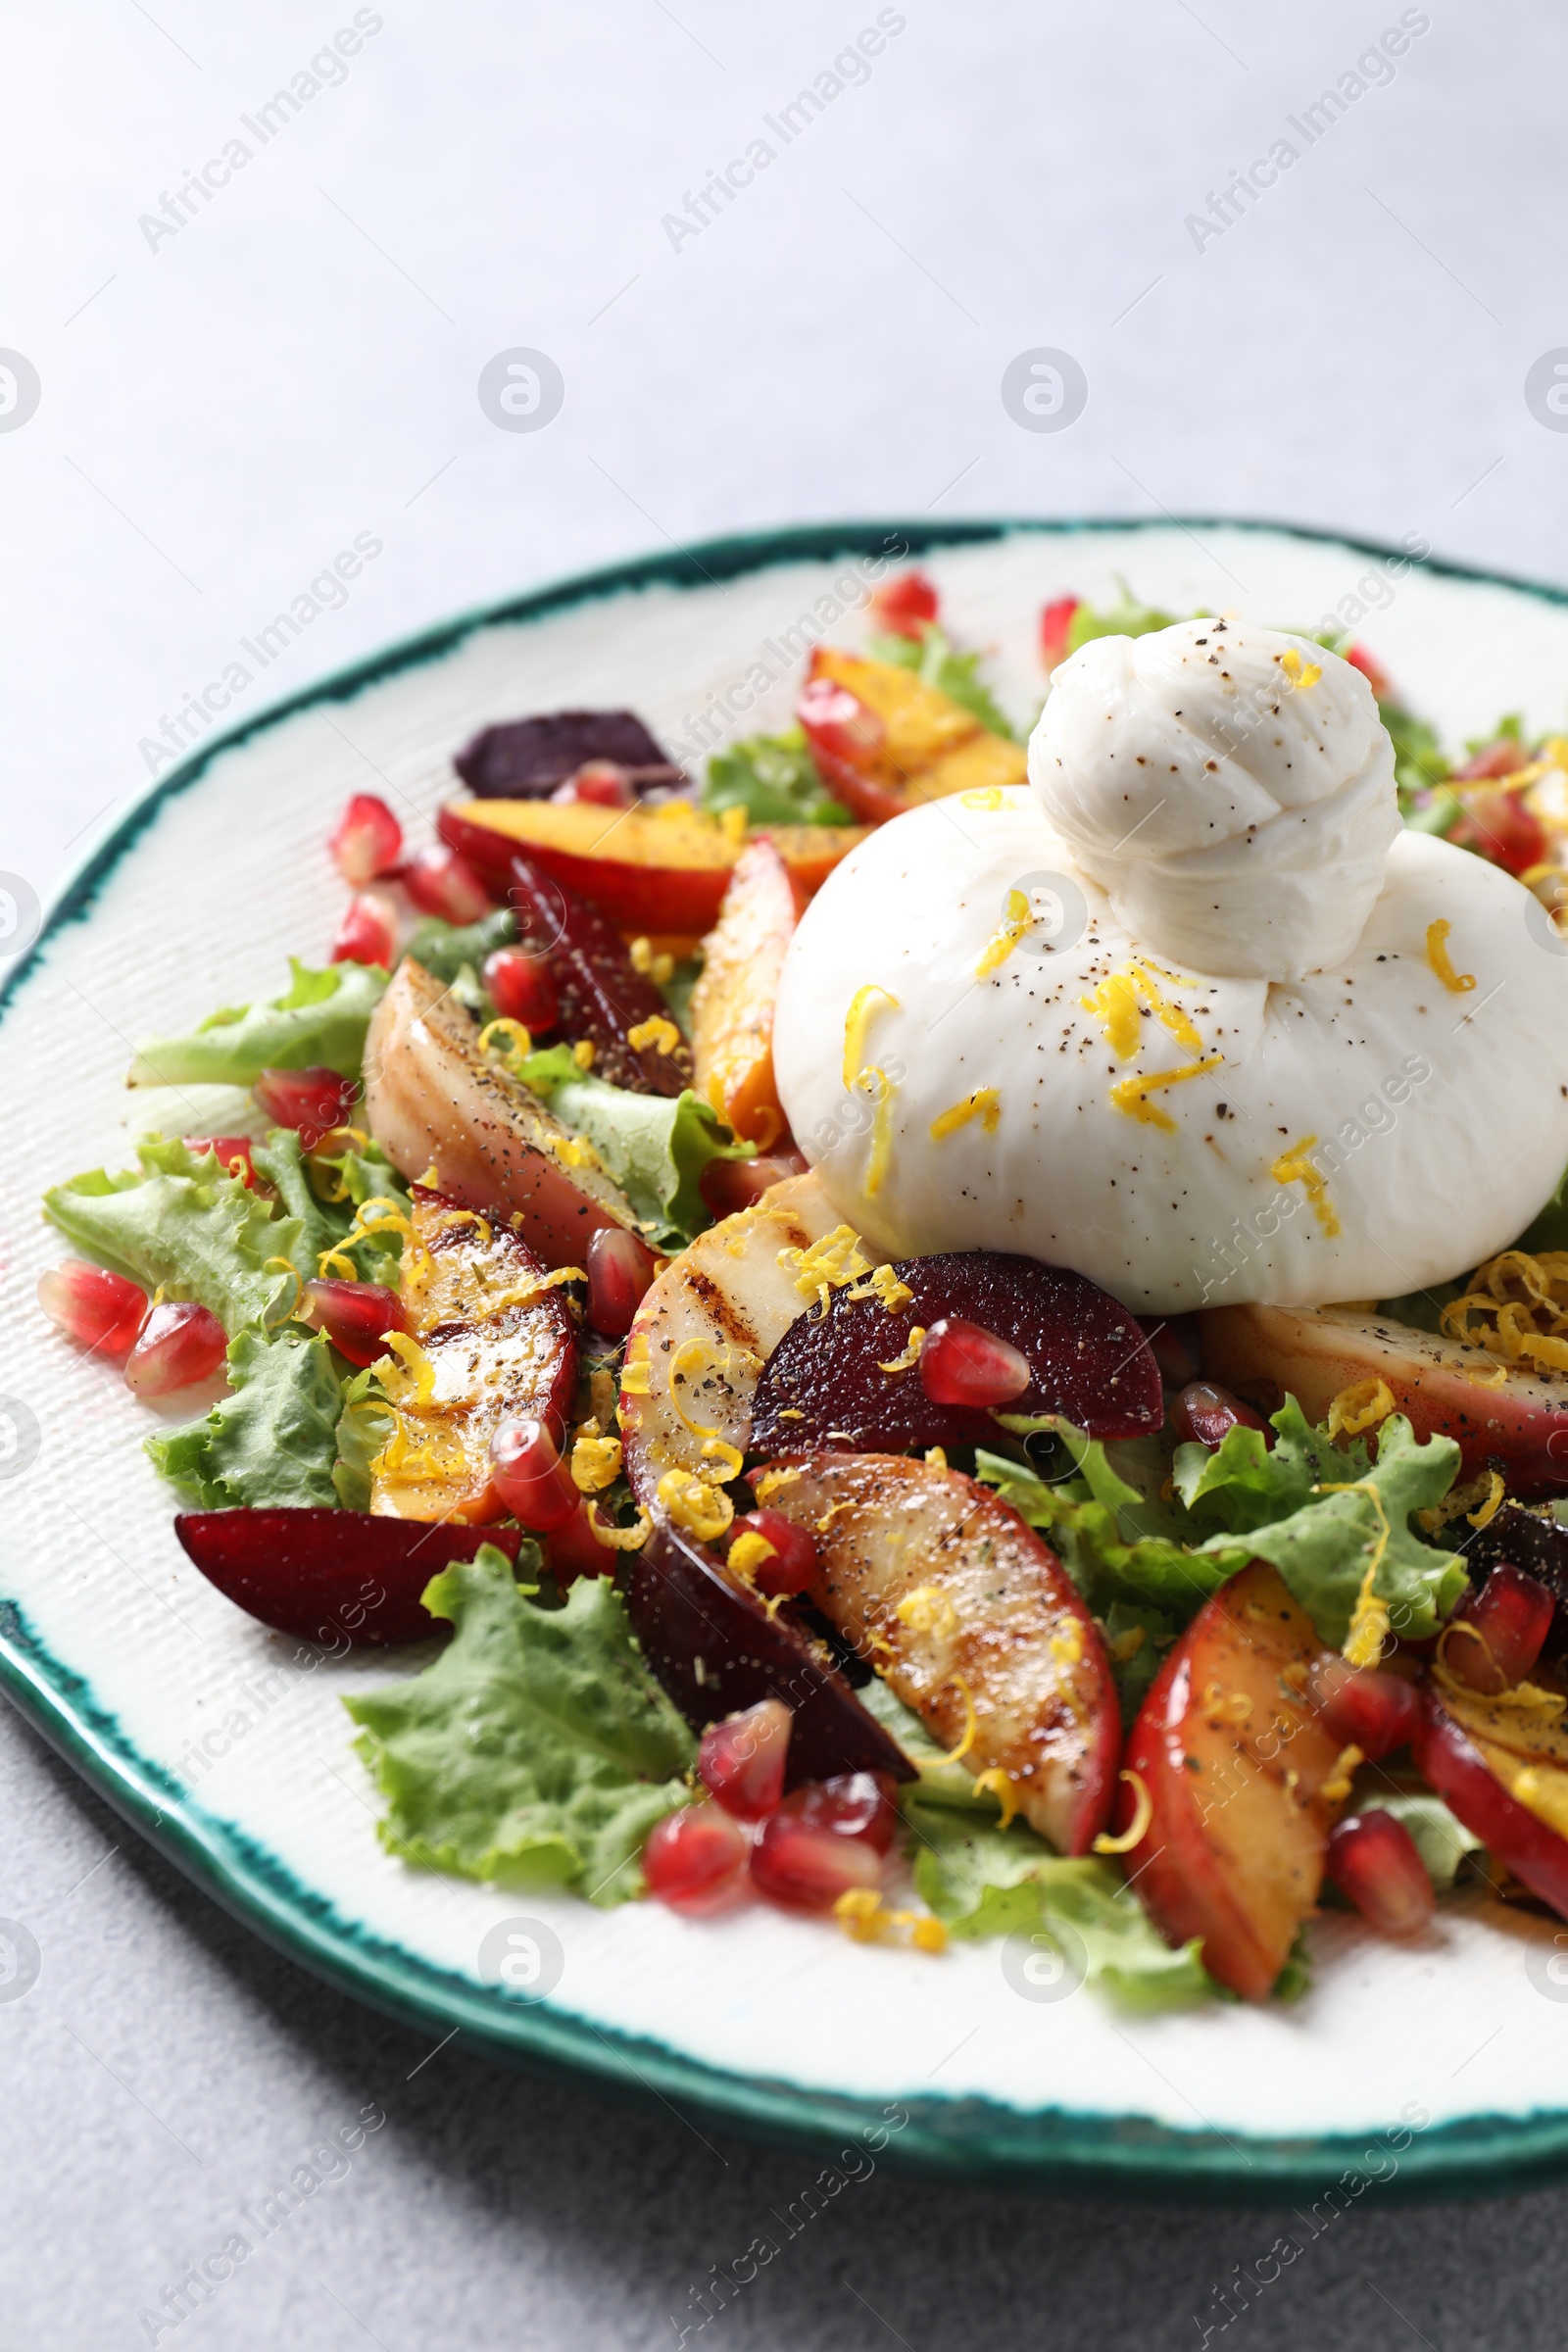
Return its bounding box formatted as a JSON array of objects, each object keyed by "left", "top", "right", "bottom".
[
  {"left": 403, "top": 907, "right": 516, "bottom": 985},
  {"left": 43, "top": 1136, "right": 297, "bottom": 1335},
  {"left": 250, "top": 1128, "right": 409, "bottom": 1286},
  {"left": 332, "top": 1365, "right": 395, "bottom": 1511},
  {"left": 868, "top": 625, "right": 1016, "bottom": 739},
  {"left": 701, "top": 726, "right": 851, "bottom": 826},
  {"left": 1467, "top": 711, "right": 1524, "bottom": 754},
  {"left": 1365, "top": 1789, "right": 1483, "bottom": 1891},
  {"left": 977, "top": 1398, "right": 1468, "bottom": 1648},
  {"left": 1063, "top": 592, "right": 1187, "bottom": 660},
  {"left": 128, "top": 958, "right": 385, "bottom": 1085},
  {"left": 248, "top": 1128, "right": 344, "bottom": 1283},
  {"left": 146, "top": 1327, "right": 343, "bottom": 1509},
  {"left": 400, "top": 909, "right": 518, "bottom": 1020},
  {"left": 344, "top": 1551, "right": 695, "bottom": 1903},
  {"left": 1383, "top": 701, "right": 1452, "bottom": 811},
  {"left": 1177, "top": 1402, "right": 1468, "bottom": 1647},
  {"left": 905, "top": 1800, "right": 1212, "bottom": 2006},
  {"left": 520, "top": 1055, "right": 751, "bottom": 1239},
  {"left": 516, "top": 1044, "right": 590, "bottom": 1094},
  {"left": 1172, "top": 1393, "right": 1333, "bottom": 1531},
  {"left": 976, "top": 1437, "right": 1231, "bottom": 1618}
]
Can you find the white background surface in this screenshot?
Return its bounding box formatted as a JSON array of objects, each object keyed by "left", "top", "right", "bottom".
[{"left": 5, "top": 3, "right": 1568, "bottom": 2346}]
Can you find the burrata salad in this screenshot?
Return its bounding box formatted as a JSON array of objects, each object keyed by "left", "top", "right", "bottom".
[{"left": 35, "top": 568, "right": 1568, "bottom": 2003}]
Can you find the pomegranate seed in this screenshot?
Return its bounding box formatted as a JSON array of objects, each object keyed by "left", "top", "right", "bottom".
[
  {"left": 123, "top": 1299, "right": 227, "bottom": 1396},
  {"left": 1344, "top": 643, "right": 1391, "bottom": 700},
  {"left": 751, "top": 1811, "right": 884, "bottom": 1912},
  {"left": 1326, "top": 1810, "right": 1435, "bottom": 1938},
  {"left": 586, "top": 1227, "right": 658, "bottom": 1337},
  {"left": 302, "top": 1278, "right": 408, "bottom": 1369},
  {"left": 490, "top": 1416, "right": 578, "bottom": 1533},
  {"left": 1446, "top": 1563, "right": 1556, "bottom": 1693},
  {"left": 1308, "top": 1656, "right": 1421, "bottom": 1760},
  {"left": 332, "top": 892, "right": 398, "bottom": 967},
  {"left": 401, "top": 845, "right": 492, "bottom": 923},
  {"left": 253, "top": 1066, "right": 361, "bottom": 1149},
  {"left": 545, "top": 1500, "right": 612, "bottom": 1588},
  {"left": 645, "top": 1801, "right": 751, "bottom": 1915},
  {"left": 783, "top": 1772, "right": 900, "bottom": 1854},
  {"left": 919, "top": 1316, "right": 1031, "bottom": 1410},
  {"left": 328, "top": 794, "right": 403, "bottom": 887},
  {"left": 484, "top": 947, "right": 559, "bottom": 1032},
  {"left": 552, "top": 760, "right": 634, "bottom": 809},
  {"left": 182, "top": 1135, "right": 258, "bottom": 1186},
  {"left": 698, "top": 1151, "right": 808, "bottom": 1220},
  {"left": 870, "top": 570, "right": 939, "bottom": 640},
  {"left": 37, "top": 1260, "right": 147, "bottom": 1360},
  {"left": 726, "top": 1509, "right": 817, "bottom": 1599},
  {"left": 797, "top": 675, "right": 885, "bottom": 770},
  {"left": 699, "top": 1698, "right": 793, "bottom": 1823},
  {"left": 1171, "top": 1379, "right": 1267, "bottom": 1450},
  {"left": 1449, "top": 790, "right": 1547, "bottom": 879},
  {"left": 1040, "top": 595, "right": 1079, "bottom": 670}
]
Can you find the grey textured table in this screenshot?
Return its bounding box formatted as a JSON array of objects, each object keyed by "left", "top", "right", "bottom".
[{"left": 4, "top": 2, "right": 1567, "bottom": 2343}]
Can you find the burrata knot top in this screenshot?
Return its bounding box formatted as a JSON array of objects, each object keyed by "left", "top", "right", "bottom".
[{"left": 1029, "top": 618, "right": 1400, "bottom": 980}]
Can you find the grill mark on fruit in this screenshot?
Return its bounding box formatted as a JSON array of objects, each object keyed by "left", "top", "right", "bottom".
[
  {"left": 682, "top": 1262, "right": 760, "bottom": 1357},
  {"left": 780, "top": 1455, "right": 1101, "bottom": 1807}
]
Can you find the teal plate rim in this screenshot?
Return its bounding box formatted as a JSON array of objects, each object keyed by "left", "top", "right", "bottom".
[{"left": 7, "top": 513, "right": 1568, "bottom": 2206}]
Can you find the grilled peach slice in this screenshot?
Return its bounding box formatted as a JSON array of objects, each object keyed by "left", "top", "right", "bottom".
[
  {"left": 618, "top": 1169, "right": 843, "bottom": 1508},
  {"left": 689, "top": 838, "right": 805, "bottom": 1151},
  {"left": 760, "top": 1452, "right": 1118, "bottom": 1853},
  {"left": 364, "top": 957, "right": 639, "bottom": 1267},
  {"left": 1200, "top": 1300, "right": 1568, "bottom": 1494},
  {"left": 367, "top": 1184, "right": 578, "bottom": 1523},
  {"left": 1119, "top": 1561, "right": 1348, "bottom": 2000},
  {"left": 799, "top": 648, "right": 1027, "bottom": 825},
  {"left": 1413, "top": 1690, "right": 1568, "bottom": 1919},
  {"left": 440, "top": 799, "right": 868, "bottom": 935},
  {"left": 1426, "top": 1677, "right": 1568, "bottom": 1771}
]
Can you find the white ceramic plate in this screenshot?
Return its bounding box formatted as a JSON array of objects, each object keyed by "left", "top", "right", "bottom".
[{"left": 7, "top": 518, "right": 1568, "bottom": 2199}]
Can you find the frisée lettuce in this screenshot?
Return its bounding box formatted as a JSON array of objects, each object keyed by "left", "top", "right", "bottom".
[
  {"left": 905, "top": 1800, "right": 1213, "bottom": 2006},
  {"left": 702, "top": 727, "right": 852, "bottom": 828},
  {"left": 147, "top": 1327, "right": 344, "bottom": 1510},
  {"left": 979, "top": 1398, "right": 1468, "bottom": 1651},
  {"left": 250, "top": 1127, "right": 409, "bottom": 1287},
  {"left": 127, "top": 957, "right": 385, "bottom": 1086},
  {"left": 345, "top": 1549, "right": 695, "bottom": 1904},
  {"left": 43, "top": 1136, "right": 299, "bottom": 1336},
  {"left": 864, "top": 1669, "right": 1211, "bottom": 2001}
]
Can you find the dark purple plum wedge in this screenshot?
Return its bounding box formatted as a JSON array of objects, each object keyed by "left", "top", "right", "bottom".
[
  {"left": 174, "top": 1510, "right": 527, "bottom": 1645},
  {"left": 749, "top": 1250, "right": 1162, "bottom": 1454},
  {"left": 625, "top": 1520, "right": 913, "bottom": 1790}
]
